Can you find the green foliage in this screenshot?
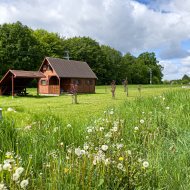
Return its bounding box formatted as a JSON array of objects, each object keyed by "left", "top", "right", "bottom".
[
  {"left": 0, "top": 21, "right": 163, "bottom": 84},
  {"left": 0, "top": 21, "right": 43, "bottom": 77},
  {"left": 33, "top": 29, "right": 65, "bottom": 58}
]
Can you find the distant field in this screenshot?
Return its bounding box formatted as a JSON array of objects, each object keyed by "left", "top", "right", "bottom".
[{"left": 0, "top": 85, "right": 180, "bottom": 127}]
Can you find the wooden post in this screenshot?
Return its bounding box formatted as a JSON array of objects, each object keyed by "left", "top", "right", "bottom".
[
  {"left": 12, "top": 74, "right": 14, "bottom": 98},
  {"left": 58, "top": 77, "right": 61, "bottom": 95},
  {"left": 37, "top": 78, "right": 39, "bottom": 96},
  {"left": 0, "top": 108, "right": 2, "bottom": 120}
]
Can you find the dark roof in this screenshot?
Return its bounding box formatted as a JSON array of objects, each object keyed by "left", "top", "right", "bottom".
[
  {"left": 10, "top": 70, "right": 45, "bottom": 78},
  {"left": 45, "top": 57, "right": 97, "bottom": 79}
]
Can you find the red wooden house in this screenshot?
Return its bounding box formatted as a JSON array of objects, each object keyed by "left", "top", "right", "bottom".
[
  {"left": 0, "top": 57, "right": 97, "bottom": 96},
  {"left": 38, "top": 57, "right": 97, "bottom": 95}
]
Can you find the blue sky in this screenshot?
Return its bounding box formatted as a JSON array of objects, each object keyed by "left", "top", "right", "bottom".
[{"left": 0, "top": 0, "right": 190, "bottom": 80}]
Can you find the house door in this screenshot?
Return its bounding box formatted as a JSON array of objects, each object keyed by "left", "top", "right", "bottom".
[{"left": 49, "top": 76, "right": 59, "bottom": 94}]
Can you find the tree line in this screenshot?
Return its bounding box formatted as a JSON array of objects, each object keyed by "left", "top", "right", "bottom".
[{"left": 0, "top": 21, "right": 163, "bottom": 84}]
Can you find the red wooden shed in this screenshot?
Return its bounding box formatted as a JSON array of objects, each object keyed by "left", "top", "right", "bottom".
[{"left": 38, "top": 57, "right": 97, "bottom": 95}]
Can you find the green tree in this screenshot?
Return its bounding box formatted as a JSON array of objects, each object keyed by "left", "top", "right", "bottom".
[
  {"left": 33, "top": 29, "right": 65, "bottom": 58},
  {"left": 0, "top": 21, "right": 43, "bottom": 77},
  {"left": 137, "top": 52, "right": 163, "bottom": 84},
  {"left": 101, "top": 45, "right": 122, "bottom": 84},
  {"left": 120, "top": 53, "right": 136, "bottom": 84}
]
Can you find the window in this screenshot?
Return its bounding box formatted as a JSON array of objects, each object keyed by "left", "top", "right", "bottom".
[
  {"left": 41, "top": 80, "right": 47, "bottom": 85},
  {"left": 73, "top": 79, "right": 81, "bottom": 85},
  {"left": 43, "top": 65, "right": 47, "bottom": 71}
]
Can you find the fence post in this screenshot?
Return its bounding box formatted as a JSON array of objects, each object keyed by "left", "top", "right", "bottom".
[{"left": 0, "top": 108, "right": 2, "bottom": 120}]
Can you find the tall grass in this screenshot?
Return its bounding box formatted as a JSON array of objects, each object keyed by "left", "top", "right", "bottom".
[{"left": 0, "top": 88, "right": 189, "bottom": 189}]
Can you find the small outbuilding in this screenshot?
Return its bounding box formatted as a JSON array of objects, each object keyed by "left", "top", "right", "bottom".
[{"left": 0, "top": 70, "right": 44, "bottom": 96}]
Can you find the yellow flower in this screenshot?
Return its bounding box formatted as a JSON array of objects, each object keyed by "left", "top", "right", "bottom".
[
  {"left": 119, "top": 157, "right": 124, "bottom": 161},
  {"left": 64, "top": 168, "right": 69, "bottom": 173}
]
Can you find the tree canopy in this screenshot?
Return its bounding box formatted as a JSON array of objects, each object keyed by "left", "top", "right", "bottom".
[{"left": 0, "top": 21, "right": 163, "bottom": 84}]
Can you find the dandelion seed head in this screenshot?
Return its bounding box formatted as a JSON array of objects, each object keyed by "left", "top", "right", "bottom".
[
  {"left": 15, "top": 167, "right": 24, "bottom": 175},
  {"left": 101, "top": 145, "right": 108, "bottom": 151},
  {"left": 143, "top": 161, "right": 149, "bottom": 168},
  {"left": 67, "top": 124, "right": 72, "bottom": 128},
  {"left": 117, "top": 163, "right": 123, "bottom": 170},
  {"left": 20, "top": 179, "right": 29, "bottom": 189},
  {"left": 75, "top": 148, "right": 81, "bottom": 157},
  {"left": 3, "top": 163, "right": 11, "bottom": 171},
  {"left": 13, "top": 173, "right": 20, "bottom": 181},
  {"left": 134, "top": 126, "right": 139, "bottom": 131}
]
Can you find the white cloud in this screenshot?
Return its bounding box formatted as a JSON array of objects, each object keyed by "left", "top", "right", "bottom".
[{"left": 0, "top": 0, "right": 190, "bottom": 79}]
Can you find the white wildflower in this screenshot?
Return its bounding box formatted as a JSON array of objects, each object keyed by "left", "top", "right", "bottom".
[
  {"left": 93, "top": 159, "right": 97, "bottom": 165},
  {"left": 80, "top": 150, "right": 86, "bottom": 155},
  {"left": 74, "top": 148, "right": 81, "bottom": 157},
  {"left": 166, "top": 106, "right": 170, "bottom": 110},
  {"left": 143, "top": 161, "right": 149, "bottom": 168},
  {"left": 117, "top": 163, "right": 123, "bottom": 170},
  {"left": 134, "top": 126, "right": 139, "bottom": 131},
  {"left": 5, "top": 152, "right": 12, "bottom": 158},
  {"left": 60, "top": 142, "right": 64, "bottom": 146},
  {"left": 105, "top": 132, "right": 112, "bottom": 138},
  {"left": 116, "top": 144, "right": 124, "bottom": 149},
  {"left": 67, "top": 124, "right": 72, "bottom": 128},
  {"left": 53, "top": 127, "right": 58, "bottom": 133},
  {"left": 13, "top": 173, "right": 20, "bottom": 181},
  {"left": 83, "top": 144, "right": 89, "bottom": 150},
  {"left": 101, "top": 145, "right": 108, "bottom": 151},
  {"left": 3, "top": 163, "right": 11, "bottom": 170},
  {"left": 113, "top": 121, "right": 119, "bottom": 127},
  {"left": 112, "top": 126, "right": 118, "bottom": 132},
  {"left": 127, "top": 150, "right": 132, "bottom": 155},
  {"left": 15, "top": 167, "right": 24, "bottom": 175},
  {"left": 104, "top": 158, "right": 110, "bottom": 165},
  {"left": 87, "top": 128, "right": 93, "bottom": 133},
  {"left": 140, "top": 119, "right": 145, "bottom": 124},
  {"left": 99, "top": 127, "right": 104, "bottom": 131},
  {"left": 0, "top": 183, "right": 6, "bottom": 190},
  {"left": 20, "top": 179, "right": 29, "bottom": 189},
  {"left": 67, "top": 148, "right": 72, "bottom": 154}
]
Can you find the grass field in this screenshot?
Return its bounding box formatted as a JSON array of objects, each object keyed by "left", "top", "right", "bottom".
[
  {"left": 1, "top": 84, "right": 190, "bottom": 189},
  {"left": 0, "top": 85, "right": 179, "bottom": 127}
]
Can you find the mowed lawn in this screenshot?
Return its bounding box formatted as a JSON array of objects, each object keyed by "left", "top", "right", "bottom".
[{"left": 0, "top": 85, "right": 180, "bottom": 127}]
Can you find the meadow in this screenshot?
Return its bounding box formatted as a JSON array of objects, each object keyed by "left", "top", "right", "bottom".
[{"left": 1, "top": 84, "right": 190, "bottom": 189}]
